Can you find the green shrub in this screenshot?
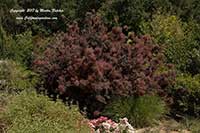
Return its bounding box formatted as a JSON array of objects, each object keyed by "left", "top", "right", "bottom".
[
  {"left": 171, "top": 73, "right": 200, "bottom": 117},
  {"left": 141, "top": 14, "right": 199, "bottom": 72},
  {"left": 0, "top": 91, "right": 91, "bottom": 133},
  {"left": 175, "top": 74, "right": 200, "bottom": 92},
  {"left": 169, "top": 0, "right": 200, "bottom": 22},
  {"left": 141, "top": 14, "right": 185, "bottom": 44},
  {"left": 0, "top": 25, "right": 12, "bottom": 58},
  {"left": 6, "top": 31, "right": 34, "bottom": 67},
  {"left": 102, "top": 95, "right": 167, "bottom": 128},
  {"left": 0, "top": 60, "right": 38, "bottom": 94},
  {"left": 0, "top": 0, "right": 21, "bottom": 34},
  {"left": 98, "top": 0, "right": 200, "bottom": 33},
  {"left": 76, "top": 0, "right": 105, "bottom": 22},
  {"left": 98, "top": 0, "right": 172, "bottom": 33},
  {"left": 0, "top": 27, "right": 34, "bottom": 67},
  {"left": 184, "top": 22, "right": 200, "bottom": 75}
]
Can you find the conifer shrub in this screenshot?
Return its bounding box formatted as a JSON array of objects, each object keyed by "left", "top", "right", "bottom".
[{"left": 34, "top": 13, "right": 175, "bottom": 116}]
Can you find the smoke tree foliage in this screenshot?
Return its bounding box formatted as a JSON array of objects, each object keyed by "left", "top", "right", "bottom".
[{"left": 34, "top": 13, "right": 175, "bottom": 116}]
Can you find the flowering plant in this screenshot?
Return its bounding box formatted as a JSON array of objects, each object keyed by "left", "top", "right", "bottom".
[{"left": 89, "top": 116, "right": 135, "bottom": 133}]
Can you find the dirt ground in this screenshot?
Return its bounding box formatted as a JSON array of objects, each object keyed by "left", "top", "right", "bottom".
[{"left": 135, "top": 119, "right": 191, "bottom": 133}]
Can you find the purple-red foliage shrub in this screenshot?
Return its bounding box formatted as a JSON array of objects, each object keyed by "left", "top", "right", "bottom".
[{"left": 34, "top": 13, "right": 175, "bottom": 116}]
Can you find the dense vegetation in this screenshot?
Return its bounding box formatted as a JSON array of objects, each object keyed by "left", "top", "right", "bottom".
[
  {"left": 33, "top": 13, "right": 175, "bottom": 116},
  {"left": 0, "top": 0, "right": 200, "bottom": 132}
]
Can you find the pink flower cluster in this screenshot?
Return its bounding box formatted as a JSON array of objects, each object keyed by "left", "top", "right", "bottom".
[
  {"left": 89, "top": 116, "right": 118, "bottom": 129},
  {"left": 89, "top": 116, "right": 135, "bottom": 133}
]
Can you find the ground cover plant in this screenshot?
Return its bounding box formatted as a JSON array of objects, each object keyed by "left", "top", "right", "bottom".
[{"left": 0, "top": 91, "right": 91, "bottom": 133}]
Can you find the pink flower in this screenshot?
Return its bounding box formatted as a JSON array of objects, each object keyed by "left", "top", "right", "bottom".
[
  {"left": 106, "top": 119, "right": 118, "bottom": 129},
  {"left": 98, "top": 116, "right": 108, "bottom": 122}
]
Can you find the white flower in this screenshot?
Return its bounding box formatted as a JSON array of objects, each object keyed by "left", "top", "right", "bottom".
[
  {"left": 119, "top": 118, "right": 135, "bottom": 133},
  {"left": 102, "top": 122, "right": 111, "bottom": 130}
]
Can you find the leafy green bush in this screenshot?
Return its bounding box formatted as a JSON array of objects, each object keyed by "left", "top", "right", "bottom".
[
  {"left": 0, "top": 60, "right": 38, "bottom": 94},
  {"left": 0, "top": 28, "right": 34, "bottom": 67},
  {"left": 171, "top": 74, "right": 200, "bottom": 117},
  {"left": 184, "top": 22, "right": 200, "bottom": 75},
  {"left": 103, "top": 95, "right": 167, "bottom": 128},
  {"left": 0, "top": 91, "right": 91, "bottom": 133},
  {"left": 0, "top": 0, "right": 21, "bottom": 34},
  {"left": 0, "top": 25, "right": 11, "bottom": 58},
  {"left": 141, "top": 14, "right": 199, "bottom": 72},
  {"left": 141, "top": 14, "right": 185, "bottom": 44},
  {"left": 168, "top": 0, "right": 200, "bottom": 22},
  {"left": 75, "top": 0, "right": 105, "bottom": 22},
  {"left": 98, "top": 0, "right": 172, "bottom": 33}
]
